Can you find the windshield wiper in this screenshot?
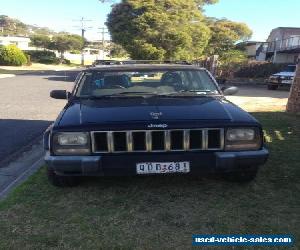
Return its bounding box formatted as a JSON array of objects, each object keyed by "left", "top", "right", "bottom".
[
  {"left": 116, "top": 91, "right": 156, "bottom": 96},
  {"left": 80, "top": 91, "right": 155, "bottom": 99},
  {"left": 156, "top": 90, "right": 217, "bottom": 97}
]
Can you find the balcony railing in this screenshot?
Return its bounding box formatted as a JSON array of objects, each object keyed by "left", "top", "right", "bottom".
[{"left": 267, "top": 36, "right": 300, "bottom": 53}]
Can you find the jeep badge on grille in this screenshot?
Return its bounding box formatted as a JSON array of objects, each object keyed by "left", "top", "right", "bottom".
[{"left": 147, "top": 124, "right": 168, "bottom": 128}]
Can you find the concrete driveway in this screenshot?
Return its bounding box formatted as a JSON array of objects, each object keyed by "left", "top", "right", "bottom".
[
  {"left": 227, "top": 85, "right": 289, "bottom": 112},
  {"left": 0, "top": 70, "right": 79, "bottom": 165}
]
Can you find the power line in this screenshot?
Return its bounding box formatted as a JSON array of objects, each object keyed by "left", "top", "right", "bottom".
[
  {"left": 98, "top": 27, "right": 109, "bottom": 59},
  {"left": 73, "top": 17, "right": 93, "bottom": 65}
]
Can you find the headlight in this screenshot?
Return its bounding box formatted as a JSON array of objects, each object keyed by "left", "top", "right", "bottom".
[
  {"left": 280, "top": 76, "right": 292, "bottom": 80},
  {"left": 225, "top": 128, "right": 261, "bottom": 151},
  {"left": 57, "top": 133, "right": 88, "bottom": 145},
  {"left": 52, "top": 132, "right": 91, "bottom": 155}
]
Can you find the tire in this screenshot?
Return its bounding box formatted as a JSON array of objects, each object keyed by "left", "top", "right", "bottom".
[
  {"left": 267, "top": 84, "right": 278, "bottom": 90},
  {"left": 47, "top": 167, "right": 80, "bottom": 187},
  {"left": 222, "top": 169, "right": 258, "bottom": 183}
]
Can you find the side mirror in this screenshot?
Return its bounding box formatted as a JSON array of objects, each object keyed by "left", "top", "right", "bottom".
[
  {"left": 222, "top": 86, "right": 239, "bottom": 96},
  {"left": 50, "top": 90, "right": 70, "bottom": 99}
]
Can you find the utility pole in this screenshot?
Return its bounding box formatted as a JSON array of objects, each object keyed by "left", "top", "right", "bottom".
[
  {"left": 98, "top": 27, "right": 109, "bottom": 59},
  {"left": 73, "top": 17, "right": 92, "bottom": 66}
]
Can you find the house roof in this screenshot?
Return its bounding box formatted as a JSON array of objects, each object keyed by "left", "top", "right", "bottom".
[
  {"left": 267, "top": 27, "right": 300, "bottom": 42},
  {"left": 274, "top": 27, "right": 300, "bottom": 30}
]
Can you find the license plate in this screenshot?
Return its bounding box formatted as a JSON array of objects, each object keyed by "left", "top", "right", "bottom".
[{"left": 136, "top": 162, "right": 190, "bottom": 174}]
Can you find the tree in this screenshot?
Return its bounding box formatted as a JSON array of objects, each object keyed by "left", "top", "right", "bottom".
[
  {"left": 195, "top": 0, "right": 219, "bottom": 8},
  {"left": 218, "top": 49, "right": 247, "bottom": 77},
  {"left": 108, "top": 43, "right": 129, "bottom": 58},
  {"left": 48, "top": 34, "right": 84, "bottom": 58},
  {"left": 205, "top": 18, "right": 252, "bottom": 56},
  {"left": 286, "top": 57, "right": 300, "bottom": 114},
  {"left": 30, "top": 34, "right": 51, "bottom": 50},
  {"left": 32, "top": 27, "right": 54, "bottom": 36},
  {"left": 100, "top": 0, "right": 219, "bottom": 7},
  {"left": 106, "top": 0, "right": 211, "bottom": 60}
]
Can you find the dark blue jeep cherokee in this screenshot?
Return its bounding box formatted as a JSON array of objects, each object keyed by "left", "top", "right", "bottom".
[{"left": 44, "top": 63, "right": 268, "bottom": 187}]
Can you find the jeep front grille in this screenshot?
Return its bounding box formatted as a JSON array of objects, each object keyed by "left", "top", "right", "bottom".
[{"left": 91, "top": 129, "right": 224, "bottom": 153}]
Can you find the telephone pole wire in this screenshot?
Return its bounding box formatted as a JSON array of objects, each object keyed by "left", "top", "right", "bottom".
[
  {"left": 98, "top": 27, "right": 109, "bottom": 59},
  {"left": 73, "top": 17, "right": 92, "bottom": 66}
]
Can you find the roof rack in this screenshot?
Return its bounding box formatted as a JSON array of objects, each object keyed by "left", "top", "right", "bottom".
[
  {"left": 120, "top": 60, "right": 192, "bottom": 65},
  {"left": 87, "top": 60, "right": 194, "bottom": 68}
]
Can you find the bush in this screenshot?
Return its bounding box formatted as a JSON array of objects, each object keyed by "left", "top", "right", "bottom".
[
  {"left": 234, "top": 62, "right": 290, "bottom": 78},
  {"left": 218, "top": 50, "right": 248, "bottom": 78},
  {"left": 38, "top": 56, "right": 60, "bottom": 65},
  {"left": 0, "top": 45, "right": 27, "bottom": 66},
  {"left": 24, "top": 50, "right": 58, "bottom": 64},
  {"left": 69, "top": 50, "right": 81, "bottom": 54},
  {"left": 62, "top": 58, "right": 71, "bottom": 65}
]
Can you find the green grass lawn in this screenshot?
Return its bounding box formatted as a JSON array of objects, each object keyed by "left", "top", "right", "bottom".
[{"left": 0, "top": 112, "right": 299, "bottom": 250}]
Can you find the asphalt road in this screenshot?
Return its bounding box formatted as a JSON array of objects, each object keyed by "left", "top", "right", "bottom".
[{"left": 0, "top": 70, "right": 79, "bottom": 165}]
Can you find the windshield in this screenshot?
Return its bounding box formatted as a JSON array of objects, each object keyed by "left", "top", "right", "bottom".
[
  {"left": 285, "top": 65, "right": 296, "bottom": 72},
  {"left": 76, "top": 69, "right": 219, "bottom": 97}
]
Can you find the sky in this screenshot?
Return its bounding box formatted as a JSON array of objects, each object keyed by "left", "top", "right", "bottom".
[{"left": 0, "top": 0, "right": 299, "bottom": 41}]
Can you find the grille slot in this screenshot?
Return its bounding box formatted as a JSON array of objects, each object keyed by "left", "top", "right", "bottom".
[
  {"left": 92, "top": 128, "right": 224, "bottom": 153},
  {"left": 170, "top": 130, "right": 184, "bottom": 150},
  {"left": 132, "top": 131, "right": 146, "bottom": 151},
  {"left": 93, "top": 132, "right": 108, "bottom": 152},
  {"left": 207, "top": 129, "right": 221, "bottom": 149},
  {"left": 113, "top": 132, "right": 127, "bottom": 152},
  {"left": 152, "top": 131, "right": 165, "bottom": 151},
  {"left": 189, "top": 130, "right": 203, "bottom": 150}
]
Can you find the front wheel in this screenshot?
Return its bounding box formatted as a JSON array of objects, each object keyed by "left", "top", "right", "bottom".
[
  {"left": 47, "top": 167, "right": 80, "bottom": 187},
  {"left": 222, "top": 169, "right": 258, "bottom": 183}
]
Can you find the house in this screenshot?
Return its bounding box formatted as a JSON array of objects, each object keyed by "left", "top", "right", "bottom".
[
  {"left": 265, "top": 27, "right": 300, "bottom": 63},
  {"left": 236, "top": 41, "right": 267, "bottom": 61},
  {"left": 0, "top": 36, "right": 30, "bottom": 50}
]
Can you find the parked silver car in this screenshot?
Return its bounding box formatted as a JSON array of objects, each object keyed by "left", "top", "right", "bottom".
[{"left": 267, "top": 65, "right": 296, "bottom": 90}]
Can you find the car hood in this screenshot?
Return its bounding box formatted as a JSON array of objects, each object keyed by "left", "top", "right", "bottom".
[
  {"left": 56, "top": 97, "right": 258, "bottom": 129},
  {"left": 272, "top": 71, "right": 295, "bottom": 77}
]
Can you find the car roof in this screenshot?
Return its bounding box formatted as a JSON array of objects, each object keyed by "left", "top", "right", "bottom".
[{"left": 85, "top": 64, "right": 205, "bottom": 72}]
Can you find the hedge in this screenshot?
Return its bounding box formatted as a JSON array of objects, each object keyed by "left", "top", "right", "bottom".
[
  {"left": 234, "top": 62, "right": 290, "bottom": 78},
  {"left": 24, "top": 50, "right": 59, "bottom": 64},
  {"left": 0, "top": 45, "right": 28, "bottom": 66}
]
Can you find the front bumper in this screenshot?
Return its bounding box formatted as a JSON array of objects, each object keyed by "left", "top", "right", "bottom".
[
  {"left": 45, "top": 148, "right": 269, "bottom": 176},
  {"left": 268, "top": 79, "right": 293, "bottom": 85}
]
